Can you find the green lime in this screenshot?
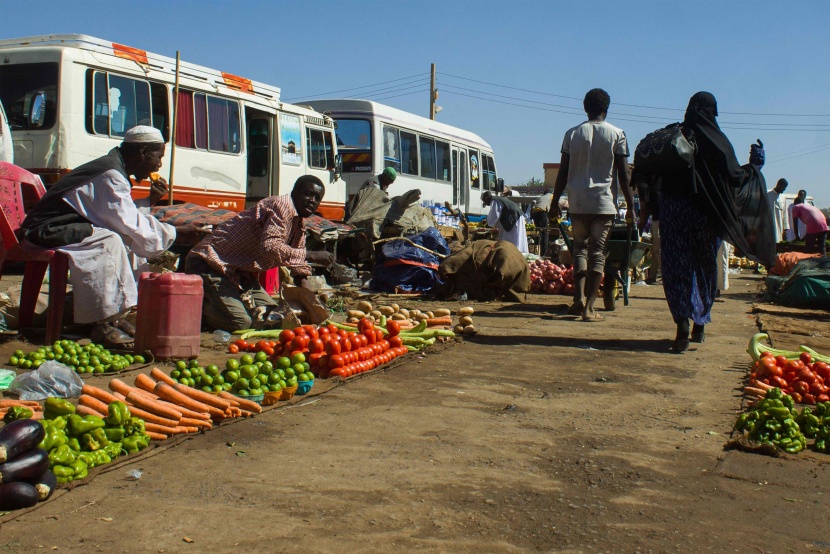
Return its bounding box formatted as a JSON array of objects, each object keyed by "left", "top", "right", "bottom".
[
  {"left": 181, "top": 368, "right": 192, "bottom": 379},
  {"left": 292, "top": 363, "right": 305, "bottom": 375},
  {"left": 226, "top": 359, "right": 239, "bottom": 371},
  {"left": 201, "top": 375, "right": 214, "bottom": 386},
  {"left": 212, "top": 385, "right": 223, "bottom": 393},
  {"left": 213, "top": 374, "right": 225, "bottom": 385},
  {"left": 278, "top": 379, "right": 287, "bottom": 388},
  {"left": 8, "top": 356, "right": 18, "bottom": 366},
  {"left": 202, "top": 386, "right": 213, "bottom": 393},
  {"left": 176, "top": 360, "right": 187, "bottom": 371},
  {"left": 277, "top": 357, "right": 291, "bottom": 369},
  {"left": 234, "top": 378, "right": 250, "bottom": 391},
  {"left": 268, "top": 373, "right": 281, "bottom": 385},
  {"left": 134, "top": 355, "right": 145, "bottom": 364},
  {"left": 262, "top": 361, "right": 274, "bottom": 372},
  {"left": 255, "top": 351, "right": 268, "bottom": 363},
  {"left": 239, "top": 365, "right": 257, "bottom": 380},
  {"left": 240, "top": 354, "right": 254, "bottom": 366},
  {"left": 206, "top": 364, "right": 220, "bottom": 376},
  {"left": 170, "top": 370, "right": 181, "bottom": 379},
  {"left": 13, "top": 349, "right": 24, "bottom": 358},
  {"left": 286, "top": 377, "right": 298, "bottom": 388},
  {"left": 237, "top": 389, "right": 250, "bottom": 397},
  {"left": 289, "top": 352, "right": 306, "bottom": 365},
  {"left": 284, "top": 367, "right": 296, "bottom": 379},
  {"left": 250, "top": 377, "right": 261, "bottom": 389},
  {"left": 298, "top": 373, "right": 310, "bottom": 382},
  {"left": 224, "top": 370, "right": 239, "bottom": 383},
  {"left": 268, "top": 383, "right": 282, "bottom": 392}
]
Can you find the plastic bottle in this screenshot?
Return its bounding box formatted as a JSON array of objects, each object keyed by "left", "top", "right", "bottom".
[{"left": 213, "top": 330, "right": 232, "bottom": 345}]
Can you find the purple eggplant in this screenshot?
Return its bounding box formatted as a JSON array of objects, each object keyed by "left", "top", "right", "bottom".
[
  {"left": 0, "top": 482, "right": 39, "bottom": 510},
  {"left": 0, "top": 448, "right": 49, "bottom": 485},
  {"left": 0, "top": 419, "right": 45, "bottom": 463},
  {"left": 27, "top": 469, "right": 57, "bottom": 501}
]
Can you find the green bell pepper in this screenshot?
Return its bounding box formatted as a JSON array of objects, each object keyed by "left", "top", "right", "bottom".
[
  {"left": 49, "top": 415, "right": 68, "bottom": 431},
  {"left": 67, "top": 414, "right": 105, "bottom": 437},
  {"left": 69, "top": 458, "right": 88, "bottom": 480},
  {"left": 104, "top": 426, "right": 125, "bottom": 442},
  {"left": 80, "top": 428, "right": 109, "bottom": 451},
  {"left": 122, "top": 433, "right": 150, "bottom": 454},
  {"left": 104, "top": 401, "right": 131, "bottom": 426},
  {"left": 103, "top": 441, "right": 124, "bottom": 459},
  {"left": 78, "top": 450, "right": 111, "bottom": 468},
  {"left": 123, "top": 417, "right": 145, "bottom": 437},
  {"left": 48, "top": 444, "right": 77, "bottom": 467},
  {"left": 38, "top": 420, "right": 68, "bottom": 451},
  {"left": 3, "top": 406, "right": 33, "bottom": 423},
  {"left": 44, "top": 397, "right": 76, "bottom": 420},
  {"left": 67, "top": 437, "right": 81, "bottom": 451}
]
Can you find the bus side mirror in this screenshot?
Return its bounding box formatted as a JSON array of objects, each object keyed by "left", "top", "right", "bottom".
[
  {"left": 29, "top": 91, "right": 47, "bottom": 127},
  {"left": 496, "top": 178, "right": 505, "bottom": 194},
  {"left": 332, "top": 153, "right": 343, "bottom": 180}
]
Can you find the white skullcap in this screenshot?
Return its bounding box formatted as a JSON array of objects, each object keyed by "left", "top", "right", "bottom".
[{"left": 123, "top": 125, "right": 164, "bottom": 144}]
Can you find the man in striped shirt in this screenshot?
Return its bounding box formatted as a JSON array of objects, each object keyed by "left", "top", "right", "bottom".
[{"left": 186, "top": 175, "right": 334, "bottom": 331}]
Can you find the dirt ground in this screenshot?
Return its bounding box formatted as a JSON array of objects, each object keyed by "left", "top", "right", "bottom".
[{"left": 1, "top": 273, "right": 830, "bottom": 553}]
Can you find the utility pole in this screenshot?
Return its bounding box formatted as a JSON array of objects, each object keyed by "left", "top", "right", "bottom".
[{"left": 429, "top": 63, "right": 437, "bottom": 120}]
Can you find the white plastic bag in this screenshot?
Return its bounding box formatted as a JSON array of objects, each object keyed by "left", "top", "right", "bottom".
[{"left": 8, "top": 361, "right": 84, "bottom": 400}]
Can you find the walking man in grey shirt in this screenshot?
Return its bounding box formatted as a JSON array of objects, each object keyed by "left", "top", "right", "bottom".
[{"left": 550, "top": 88, "right": 634, "bottom": 322}]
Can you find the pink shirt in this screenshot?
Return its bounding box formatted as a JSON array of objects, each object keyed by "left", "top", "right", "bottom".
[{"left": 791, "top": 204, "right": 828, "bottom": 234}]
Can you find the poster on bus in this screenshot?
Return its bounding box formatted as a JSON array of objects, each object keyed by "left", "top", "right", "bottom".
[{"left": 280, "top": 113, "right": 302, "bottom": 165}]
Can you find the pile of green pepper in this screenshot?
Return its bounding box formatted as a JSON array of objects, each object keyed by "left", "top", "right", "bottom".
[
  {"left": 735, "top": 388, "right": 807, "bottom": 454},
  {"left": 803, "top": 402, "right": 830, "bottom": 453},
  {"left": 38, "top": 398, "right": 151, "bottom": 483}
]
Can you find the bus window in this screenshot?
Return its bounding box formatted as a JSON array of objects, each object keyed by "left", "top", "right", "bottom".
[
  {"left": 436, "top": 140, "right": 451, "bottom": 182},
  {"left": 247, "top": 118, "right": 269, "bottom": 177},
  {"left": 208, "top": 96, "right": 241, "bottom": 153},
  {"left": 401, "top": 130, "right": 418, "bottom": 175},
  {"left": 420, "top": 136, "right": 436, "bottom": 180},
  {"left": 334, "top": 118, "right": 371, "bottom": 149},
  {"left": 469, "top": 149, "right": 480, "bottom": 189},
  {"left": 451, "top": 149, "right": 458, "bottom": 205},
  {"left": 307, "top": 127, "right": 334, "bottom": 169},
  {"left": 87, "top": 70, "right": 168, "bottom": 140},
  {"left": 482, "top": 154, "right": 496, "bottom": 191},
  {"left": 382, "top": 124, "right": 401, "bottom": 172},
  {"left": 0, "top": 62, "right": 59, "bottom": 130},
  {"left": 150, "top": 83, "right": 169, "bottom": 141}
]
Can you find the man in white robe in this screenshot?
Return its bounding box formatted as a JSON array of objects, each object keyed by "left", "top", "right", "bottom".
[
  {"left": 766, "top": 178, "right": 787, "bottom": 243},
  {"left": 21, "top": 126, "right": 179, "bottom": 347},
  {"left": 482, "top": 191, "right": 528, "bottom": 254}
]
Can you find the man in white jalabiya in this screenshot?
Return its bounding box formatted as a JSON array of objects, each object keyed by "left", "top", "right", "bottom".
[
  {"left": 481, "top": 190, "right": 529, "bottom": 254},
  {"left": 21, "top": 125, "right": 185, "bottom": 348},
  {"left": 767, "top": 178, "right": 788, "bottom": 243}
]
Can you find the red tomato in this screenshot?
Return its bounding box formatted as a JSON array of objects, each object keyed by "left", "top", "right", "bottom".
[
  {"left": 799, "top": 368, "right": 817, "bottom": 383},
  {"left": 819, "top": 394, "right": 830, "bottom": 403},
  {"left": 771, "top": 376, "right": 789, "bottom": 389},
  {"left": 308, "top": 338, "right": 325, "bottom": 354},
  {"left": 379, "top": 340, "right": 390, "bottom": 352},
  {"left": 228, "top": 344, "right": 240, "bottom": 354},
  {"left": 804, "top": 393, "right": 816, "bottom": 405},
  {"left": 328, "top": 367, "right": 345, "bottom": 378},
  {"left": 234, "top": 339, "right": 249, "bottom": 348},
  {"left": 325, "top": 340, "right": 341, "bottom": 355},
  {"left": 327, "top": 323, "right": 339, "bottom": 334},
  {"left": 341, "top": 339, "right": 352, "bottom": 352},
  {"left": 328, "top": 354, "right": 345, "bottom": 369},
  {"left": 358, "top": 318, "right": 374, "bottom": 334},
  {"left": 318, "top": 326, "right": 330, "bottom": 336},
  {"left": 760, "top": 350, "right": 774, "bottom": 358},
  {"left": 792, "top": 381, "right": 810, "bottom": 395},
  {"left": 790, "top": 392, "right": 803, "bottom": 404},
  {"left": 248, "top": 344, "right": 258, "bottom": 352},
  {"left": 810, "top": 382, "right": 825, "bottom": 397},
  {"left": 347, "top": 331, "right": 359, "bottom": 343},
  {"left": 800, "top": 352, "right": 813, "bottom": 365},
  {"left": 775, "top": 356, "right": 789, "bottom": 367},
  {"left": 279, "top": 330, "right": 296, "bottom": 344},
  {"left": 365, "top": 330, "right": 376, "bottom": 345},
  {"left": 375, "top": 329, "right": 384, "bottom": 342},
  {"left": 308, "top": 352, "right": 324, "bottom": 364},
  {"left": 291, "top": 326, "right": 305, "bottom": 336},
  {"left": 263, "top": 346, "right": 275, "bottom": 356},
  {"left": 291, "top": 335, "right": 310, "bottom": 351},
  {"left": 814, "top": 362, "right": 830, "bottom": 381},
  {"left": 318, "top": 354, "right": 329, "bottom": 368},
  {"left": 255, "top": 340, "right": 269, "bottom": 351},
  {"left": 386, "top": 320, "right": 401, "bottom": 337}
]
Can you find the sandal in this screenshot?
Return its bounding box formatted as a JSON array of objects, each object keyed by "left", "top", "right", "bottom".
[
  {"left": 90, "top": 323, "right": 134, "bottom": 351},
  {"left": 582, "top": 312, "right": 604, "bottom": 322},
  {"left": 114, "top": 319, "right": 136, "bottom": 337}
]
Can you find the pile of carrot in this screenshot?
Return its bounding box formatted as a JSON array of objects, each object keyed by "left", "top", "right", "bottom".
[
  {"left": 0, "top": 399, "right": 43, "bottom": 420},
  {"left": 78, "top": 367, "right": 262, "bottom": 441}
]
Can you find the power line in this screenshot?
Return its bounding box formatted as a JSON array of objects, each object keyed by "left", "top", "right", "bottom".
[
  {"left": 283, "top": 72, "right": 428, "bottom": 102},
  {"left": 371, "top": 89, "right": 430, "bottom": 102},
  {"left": 765, "top": 144, "right": 830, "bottom": 164},
  {"left": 766, "top": 143, "right": 830, "bottom": 161},
  {"left": 438, "top": 71, "right": 830, "bottom": 118}
]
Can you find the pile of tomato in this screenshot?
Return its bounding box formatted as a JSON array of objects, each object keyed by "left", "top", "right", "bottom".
[
  {"left": 228, "top": 339, "right": 278, "bottom": 356},
  {"left": 752, "top": 351, "right": 830, "bottom": 405}
]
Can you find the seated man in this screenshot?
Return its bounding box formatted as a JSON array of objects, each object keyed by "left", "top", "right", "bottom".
[
  {"left": 347, "top": 166, "right": 397, "bottom": 216},
  {"left": 791, "top": 202, "right": 828, "bottom": 257},
  {"left": 21, "top": 125, "right": 178, "bottom": 348},
  {"left": 481, "top": 190, "right": 528, "bottom": 253},
  {"left": 186, "top": 175, "right": 334, "bottom": 332}
]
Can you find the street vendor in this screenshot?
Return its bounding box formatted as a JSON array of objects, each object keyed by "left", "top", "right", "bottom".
[
  {"left": 531, "top": 189, "right": 554, "bottom": 256},
  {"left": 790, "top": 202, "right": 828, "bottom": 256},
  {"left": 20, "top": 125, "right": 186, "bottom": 349},
  {"left": 186, "top": 175, "right": 334, "bottom": 332},
  {"left": 347, "top": 167, "right": 397, "bottom": 216},
  {"left": 481, "top": 190, "right": 529, "bottom": 254}
]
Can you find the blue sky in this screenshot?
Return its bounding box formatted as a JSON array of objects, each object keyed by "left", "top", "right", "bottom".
[{"left": 4, "top": 0, "right": 830, "bottom": 205}]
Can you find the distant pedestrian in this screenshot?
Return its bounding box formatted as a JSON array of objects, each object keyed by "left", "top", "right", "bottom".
[
  {"left": 787, "top": 190, "right": 808, "bottom": 241},
  {"left": 767, "top": 178, "right": 788, "bottom": 243},
  {"left": 531, "top": 189, "right": 554, "bottom": 256},
  {"left": 791, "top": 202, "right": 828, "bottom": 256},
  {"left": 549, "top": 88, "right": 634, "bottom": 322},
  {"left": 481, "top": 190, "right": 528, "bottom": 253}
]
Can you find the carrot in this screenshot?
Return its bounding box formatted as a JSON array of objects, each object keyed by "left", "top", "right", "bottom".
[
  {"left": 744, "top": 386, "right": 768, "bottom": 398},
  {"left": 161, "top": 403, "right": 211, "bottom": 421},
  {"left": 219, "top": 391, "right": 261, "bottom": 414},
  {"left": 144, "top": 422, "right": 193, "bottom": 435},
  {"left": 82, "top": 384, "right": 120, "bottom": 405},
  {"left": 109, "top": 378, "right": 139, "bottom": 398},
  {"left": 425, "top": 317, "right": 453, "bottom": 327},
  {"left": 153, "top": 382, "right": 224, "bottom": 419},
  {"left": 239, "top": 409, "right": 256, "bottom": 418},
  {"left": 0, "top": 400, "right": 41, "bottom": 408},
  {"left": 180, "top": 417, "right": 212, "bottom": 429},
  {"left": 751, "top": 380, "right": 774, "bottom": 391},
  {"left": 146, "top": 431, "right": 168, "bottom": 441},
  {"left": 134, "top": 373, "right": 158, "bottom": 394},
  {"left": 79, "top": 394, "right": 109, "bottom": 415},
  {"left": 120, "top": 405, "right": 179, "bottom": 428},
  {"left": 113, "top": 392, "right": 127, "bottom": 402},
  {"left": 171, "top": 383, "right": 231, "bottom": 411},
  {"left": 76, "top": 405, "right": 103, "bottom": 418},
  {"left": 126, "top": 391, "right": 183, "bottom": 422},
  {"left": 150, "top": 367, "right": 177, "bottom": 386}
]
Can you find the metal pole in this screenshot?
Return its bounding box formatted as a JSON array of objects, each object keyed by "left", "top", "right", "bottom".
[
  {"left": 168, "top": 51, "right": 181, "bottom": 205},
  {"left": 429, "top": 63, "right": 436, "bottom": 120}
]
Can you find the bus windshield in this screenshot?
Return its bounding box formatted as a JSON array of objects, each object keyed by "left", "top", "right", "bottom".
[
  {"left": 334, "top": 118, "right": 370, "bottom": 150},
  {"left": 0, "top": 62, "right": 59, "bottom": 130}
]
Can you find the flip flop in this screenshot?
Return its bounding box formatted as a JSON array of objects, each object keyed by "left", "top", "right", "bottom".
[
  {"left": 90, "top": 323, "right": 135, "bottom": 351},
  {"left": 114, "top": 319, "right": 136, "bottom": 337},
  {"left": 582, "top": 312, "right": 604, "bottom": 323},
  {"left": 567, "top": 303, "right": 584, "bottom": 316}
]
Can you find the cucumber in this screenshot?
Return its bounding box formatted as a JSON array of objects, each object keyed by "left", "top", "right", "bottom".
[
  {"left": 0, "top": 448, "right": 49, "bottom": 485},
  {"left": 0, "top": 482, "right": 39, "bottom": 510},
  {"left": 0, "top": 419, "right": 46, "bottom": 463}
]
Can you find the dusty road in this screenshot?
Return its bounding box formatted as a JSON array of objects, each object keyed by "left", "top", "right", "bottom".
[{"left": 1, "top": 274, "right": 829, "bottom": 553}]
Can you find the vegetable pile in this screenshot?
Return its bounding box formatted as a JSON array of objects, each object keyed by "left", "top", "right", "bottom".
[
  {"left": 6, "top": 341, "right": 144, "bottom": 374},
  {"left": 341, "top": 300, "right": 475, "bottom": 335},
  {"left": 528, "top": 260, "right": 575, "bottom": 295},
  {"left": 734, "top": 388, "right": 806, "bottom": 454},
  {"left": 0, "top": 419, "right": 53, "bottom": 510},
  {"left": 745, "top": 333, "right": 830, "bottom": 405}
]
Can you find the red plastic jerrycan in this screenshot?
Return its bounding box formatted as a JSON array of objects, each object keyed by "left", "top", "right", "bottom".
[{"left": 134, "top": 272, "right": 203, "bottom": 359}]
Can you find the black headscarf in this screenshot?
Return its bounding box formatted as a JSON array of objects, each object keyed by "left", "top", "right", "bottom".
[
  {"left": 683, "top": 92, "right": 776, "bottom": 267},
  {"left": 491, "top": 197, "right": 523, "bottom": 232}
]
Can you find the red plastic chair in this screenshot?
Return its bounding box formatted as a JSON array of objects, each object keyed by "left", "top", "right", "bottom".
[{"left": 0, "top": 162, "right": 68, "bottom": 343}]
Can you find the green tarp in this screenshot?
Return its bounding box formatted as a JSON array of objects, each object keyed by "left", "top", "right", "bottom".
[{"left": 774, "top": 258, "right": 830, "bottom": 310}]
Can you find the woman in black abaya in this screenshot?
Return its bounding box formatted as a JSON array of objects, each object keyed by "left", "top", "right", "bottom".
[{"left": 660, "top": 92, "right": 775, "bottom": 353}]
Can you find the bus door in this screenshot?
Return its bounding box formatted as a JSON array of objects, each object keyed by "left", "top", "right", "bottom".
[
  {"left": 245, "top": 109, "right": 274, "bottom": 207},
  {"left": 452, "top": 146, "right": 469, "bottom": 213}
]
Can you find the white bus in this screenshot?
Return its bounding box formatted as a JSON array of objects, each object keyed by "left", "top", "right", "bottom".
[
  {"left": 298, "top": 99, "right": 500, "bottom": 216},
  {"left": 0, "top": 34, "right": 346, "bottom": 220}
]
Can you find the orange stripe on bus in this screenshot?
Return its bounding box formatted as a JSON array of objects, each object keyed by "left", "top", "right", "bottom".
[
  {"left": 112, "top": 43, "right": 149, "bottom": 65},
  {"left": 222, "top": 72, "right": 254, "bottom": 94}
]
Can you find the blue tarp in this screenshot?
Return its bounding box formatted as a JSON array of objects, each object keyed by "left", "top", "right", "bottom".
[{"left": 371, "top": 228, "right": 450, "bottom": 293}]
